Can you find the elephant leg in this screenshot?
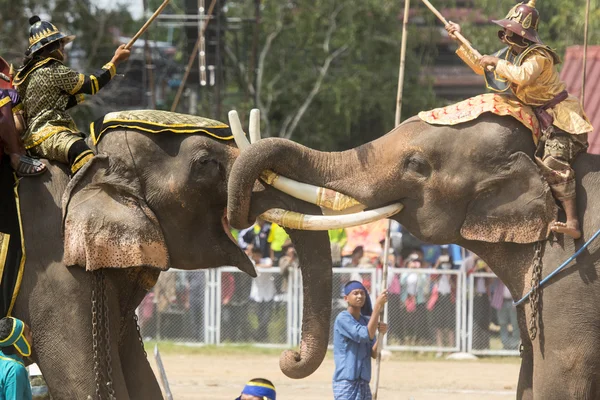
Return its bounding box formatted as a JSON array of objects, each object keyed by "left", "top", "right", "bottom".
[
  {"left": 119, "top": 315, "right": 163, "bottom": 399},
  {"left": 23, "top": 265, "right": 131, "bottom": 399}
]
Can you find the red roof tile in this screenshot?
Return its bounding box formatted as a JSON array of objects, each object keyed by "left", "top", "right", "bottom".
[{"left": 560, "top": 46, "right": 600, "bottom": 154}]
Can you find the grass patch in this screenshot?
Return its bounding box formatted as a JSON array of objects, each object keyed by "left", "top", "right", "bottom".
[{"left": 146, "top": 341, "right": 520, "bottom": 364}]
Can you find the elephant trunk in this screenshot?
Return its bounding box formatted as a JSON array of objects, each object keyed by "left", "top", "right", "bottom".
[
  {"left": 280, "top": 229, "right": 331, "bottom": 379},
  {"left": 227, "top": 137, "right": 369, "bottom": 229}
]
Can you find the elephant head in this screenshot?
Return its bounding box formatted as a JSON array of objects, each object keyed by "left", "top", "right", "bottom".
[
  {"left": 227, "top": 113, "right": 558, "bottom": 377},
  {"left": 62, "top": 127, "right": 255, "bottom": 275}
]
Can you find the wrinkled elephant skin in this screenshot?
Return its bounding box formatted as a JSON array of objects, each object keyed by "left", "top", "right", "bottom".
[{"left": 227, "top": 114, "right": 600, "bottom": 399}]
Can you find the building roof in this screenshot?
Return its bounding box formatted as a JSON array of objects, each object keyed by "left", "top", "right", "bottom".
[{"left": 559, "top": 46, "right": 600, "bottom": 154}]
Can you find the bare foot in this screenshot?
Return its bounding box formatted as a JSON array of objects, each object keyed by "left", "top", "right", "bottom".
[{"left": 551, "top": 221, "right": 582, "bottom": 240}]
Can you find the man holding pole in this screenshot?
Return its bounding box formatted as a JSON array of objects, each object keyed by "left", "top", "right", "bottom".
[
  {"left": 443, "top": 0, "right": 592, "bottom": 240},
  {"left": 332, "top": 281, "right": 388, "bottom": 400}
]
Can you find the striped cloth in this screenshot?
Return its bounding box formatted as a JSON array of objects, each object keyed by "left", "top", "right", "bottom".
[{"left": 333, "top": 379, "right": 372, "bottom": 400}]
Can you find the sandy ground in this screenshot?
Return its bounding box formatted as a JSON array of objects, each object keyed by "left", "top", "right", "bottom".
[{"left": 149, "top": 351, "right": 521, "bottom": 400}]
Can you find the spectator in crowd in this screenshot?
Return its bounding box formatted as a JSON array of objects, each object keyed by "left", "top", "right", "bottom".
[
  {"left": 428, "top": 247, "right": 456, "bottom": 355},
  {"left": 249, "top": 246, "right": 276, "bottom": 342},
  {"left": 222, "top": 254, "right": 253, "bottom": 342},
  {"left": 153, "top": 272, "right": 177, "bottom": 338},
  {"left": 330, "top": 228, "right": 348, "bottom": 300},
  {"left": 385, "top": 253, "right": 403, "bottom": 344},
  {"left": 329, "top": 228, "right": 348, "bottom": 268},
  {"left": 268, "top": 223, "right": 291, "bottom": 265},
  {"left": 400, "top": 252, "right": 430, "bottom": 346},
  {"left": 491, "top": 279, "right": 520, "bottom": 349},
  {"left": 0, "top": 317, "right": 33, "bottom": 400},
  {"left": 235, "top": 378, "right": 276, "bottom": 400},
  {"left": 278, "top": 246, "right": 298, "bottom": 294},
  {"left": 464, "top": 255, "right": 492, "bottom": 350},
  {"left": 332, "top": 281, "right": 388, "bottom": 400},
  {"left": 188, "top": 270, "right": 206, "bottom": 342},
  {"left": 138, "top": 291, "right": 155, "bottom": 340},
  {"left": 239, "top": 219, "right": 272, "bottom": 258}
]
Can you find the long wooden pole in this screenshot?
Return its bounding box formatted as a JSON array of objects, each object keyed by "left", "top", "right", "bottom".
[
  {"left": 171, "top": 0, "right": 218, "bottom": 112},
  {"left": 581, "top": 0, "right": 591, "bottom": 104},
  {"left": 372, "top": 1, "right": 410, "bottom": 398},
  {"left": 420, "top": 0, "right": 482, "bottom": 59},
  {"left": 125, "top": 0, "right": 170, "bottom": 50}
]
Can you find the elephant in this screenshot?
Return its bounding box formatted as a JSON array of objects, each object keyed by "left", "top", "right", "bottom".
[
  {"left": 9, "top": 110, "right": 333, "bottom": 399},
  {"left": 226, "top": 112, "right": 600, "bottom": 399}
]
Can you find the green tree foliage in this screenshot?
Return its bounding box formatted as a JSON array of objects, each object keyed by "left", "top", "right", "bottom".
[{"left": 222, "top": 0, "right": 440, "bottom": 150}]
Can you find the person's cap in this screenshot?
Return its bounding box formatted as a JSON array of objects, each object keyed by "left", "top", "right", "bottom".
[{"left": 236, "top": 379, "right": 276, "bottom": 400}]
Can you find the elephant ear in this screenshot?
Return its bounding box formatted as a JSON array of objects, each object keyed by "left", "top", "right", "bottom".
[
  {"left": 62, "top": 154, "right": 169, "bottom": 271},
  {"left": 460, "top": 152, "right": 557, "bottom": 244}
]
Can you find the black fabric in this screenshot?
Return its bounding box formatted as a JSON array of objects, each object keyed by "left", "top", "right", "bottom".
[
  {"left": 90, "top": 116, "right": 234, "bottom": 145},
  {"left": 67, "top": 138, "right": 91, "bottom": 165},
  {"left": 0, "top": 158, "right": 24, "bottom": 317}
]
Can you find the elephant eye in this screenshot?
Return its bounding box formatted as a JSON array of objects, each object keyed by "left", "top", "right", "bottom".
[{"left": 404, "top": 155, "right": 431, "bottom": 177}]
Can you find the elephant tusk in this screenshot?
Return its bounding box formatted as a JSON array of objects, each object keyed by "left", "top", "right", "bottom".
[
  {"left": 249, "top": 109, "right": 261, "bottom": 144},
  {"left": 229, "top": 108, "right": 366, "bottom": 213},
  {"left": 260, "top": 170, "right": 366, "bottom": 212},
  {"left": 228, "top": 110, "right": 251, "bottom": 151},
  {"left": 260, "top": 203, "right": 403, "bottom": 230}
]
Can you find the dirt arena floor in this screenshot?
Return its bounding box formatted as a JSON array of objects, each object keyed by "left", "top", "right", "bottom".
[{"left": 149, "top": 345, "right": 521, "bottom": 399}]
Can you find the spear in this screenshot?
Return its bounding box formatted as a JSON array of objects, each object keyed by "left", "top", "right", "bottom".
[{"left": 372, "top": 0, "right": 410, "bottom": 398}]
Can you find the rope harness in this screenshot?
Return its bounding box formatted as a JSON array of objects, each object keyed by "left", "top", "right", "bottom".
[{"left": 514, "top": 227, "right": 600, "bottom": 341}]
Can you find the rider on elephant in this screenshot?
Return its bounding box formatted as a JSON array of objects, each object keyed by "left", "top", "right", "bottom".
[
  {"left": 13, "top": 16, "right": 130, "bottom": 175},
  {"left": 446, "top": 0, "right": 593, "bottom": 240},
  {"left": 0, "top": 57, "right": 46, "bottom": 176}
]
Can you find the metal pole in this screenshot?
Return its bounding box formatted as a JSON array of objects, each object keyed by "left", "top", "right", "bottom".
[
  {"left": 171, "top": 0, "right": 218, "bottom": 112},
  {"left": 581, "top": 0, "right": 591, "bottom": 104},
  {"left": 373, "top": 1, "right": 410, "bottom": 398}
]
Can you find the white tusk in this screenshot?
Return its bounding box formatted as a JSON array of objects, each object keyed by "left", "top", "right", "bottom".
[
  {"left": 249, "top": 109, "right": 261, "bottom": 144},
  {"left": 260, "top": 170, "right": 366, "bottom": 212},
  {"left": 260, "top": 203, "right": 403, "bottom": 231},
  {"left": 228, "top": 110, "right": 251, "bottom": 151}
]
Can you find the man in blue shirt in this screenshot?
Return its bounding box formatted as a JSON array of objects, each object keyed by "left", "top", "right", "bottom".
[
  {"left": 333, "top": 281, "right": 388, "bottom": 400},
  {"left": 0, "top": 317, "right": 33, "bottom": 400}
]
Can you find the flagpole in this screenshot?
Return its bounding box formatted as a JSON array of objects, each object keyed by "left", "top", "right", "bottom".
[{"left": 373, "top": 0, "right": 410, "bottom": 398}]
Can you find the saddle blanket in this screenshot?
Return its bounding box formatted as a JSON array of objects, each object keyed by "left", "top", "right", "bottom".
[
  {"left": 418, "top": 93, "right": 541, "bottom": 144},
  {"left": 90, "top": 110, "right": 234, "bottom": 145},
  {"left": 0, "top": 158, "right": 26, "bottom": 317}
]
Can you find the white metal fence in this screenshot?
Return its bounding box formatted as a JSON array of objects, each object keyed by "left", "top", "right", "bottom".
[{"left": 138, "top": 267, "right": 520, "bottom": 356}]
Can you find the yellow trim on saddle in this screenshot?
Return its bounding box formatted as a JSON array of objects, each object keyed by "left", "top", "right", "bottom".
[
  {"left": 7, "top": 175, "right": 26, "bottom": 316},
  {"left": 0, "top": 233, "right": 10, "bottom": 285},
  {"left": 0, "top": 97, "right": 10, "bottom": 108},
  {"left": 12, "top": 58, "right": 57, "bottom": 86},
  {"left": 11, "top": 104, "right": 23, "bottom": 114},
  {"left": 69, "top": 73, "right": 85, "bottom": 95},
  {"left": 92, "top": 118, "right": 233, "bottom": 145}
]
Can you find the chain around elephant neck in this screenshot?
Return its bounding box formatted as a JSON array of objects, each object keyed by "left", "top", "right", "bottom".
[
  {"left": 528, "top": 241, "right": 543, "bottom": 341},
  {"left": 91, "top": 270, "right": 116, "bottom": 400}
]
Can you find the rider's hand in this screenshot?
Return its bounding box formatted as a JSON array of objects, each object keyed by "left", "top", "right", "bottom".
[
  {"left": 111, "top": 45, "right": 131, "bottom": 65},
  {"left": 479, "top": 55, "right": 500, "bottom": 70},
  {"left": 445, "top": 21, "right": 461, "bottom": 40}
]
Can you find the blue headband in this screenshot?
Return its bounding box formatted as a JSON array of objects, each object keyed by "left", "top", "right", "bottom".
[
  {"left": 0, "top": 317, "right": 31, "bottom": 357},
  {"left": 236, "top": 381, "right": 276, "bottom": 400},
  {"left": 344, "top": 281, "right": 373, "bottom": 316}
]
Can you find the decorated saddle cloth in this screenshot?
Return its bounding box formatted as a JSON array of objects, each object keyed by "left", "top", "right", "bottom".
[
  {"left": 0, "top": 158, "right": 25, "bottom": 318},
  {"left": 90, "top": 110, "right": 234, "bottom": 145},
  {"left": 418, "top": 93, "right": 542, "bottom": 144}
]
